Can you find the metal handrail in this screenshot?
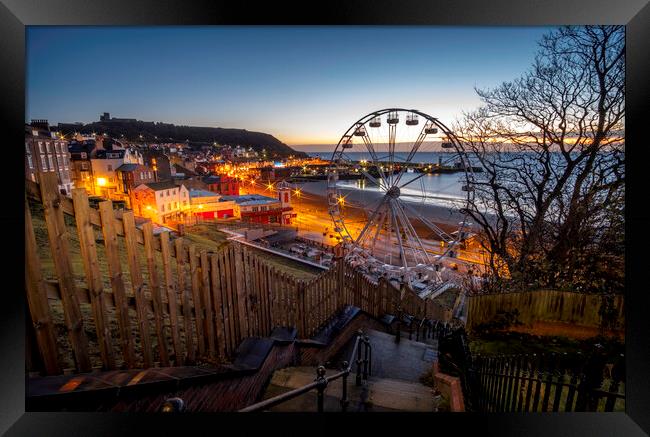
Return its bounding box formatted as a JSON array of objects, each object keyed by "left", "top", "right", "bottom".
[
  {"left": 239, "top": 329, "right": 371, "bottom": 412},
  {"left": 416, "top": 317, "right": 428, "bottom": 342}
]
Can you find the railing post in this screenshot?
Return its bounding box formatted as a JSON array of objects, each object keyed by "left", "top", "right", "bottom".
[
  {"left": 395, "top": 306, "right": 402, "bottom": 344},
  {"left": 356, "top": 329, "right": 363, "bottom": 386},
  {"left": 316, "top": 365, "right": 328, "bottom": 413},
  {"left": 363, "top": 334, "right": 370, "bottom": 381},
  {"left": 409, "top": 320, "right": 413, "bottom": 340},
  {"left": 341, "top": 361, "right": 349, "bottom": 412}
]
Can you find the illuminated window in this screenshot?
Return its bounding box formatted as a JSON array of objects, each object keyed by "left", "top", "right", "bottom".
[{"left": 48, "top": 155, "right": 54, "bottom": 171}]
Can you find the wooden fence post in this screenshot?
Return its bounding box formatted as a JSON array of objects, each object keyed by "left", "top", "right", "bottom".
[
  {"left": 210, "top": 253, "right": 226, "bottom": 359},
  {"left": 175, "top": 239, "right": 195, "bottom": 364},
  {"left": 25, "top": 197, "right": 61, "bottom": 375},
  {"left": 200, "top": 250, "right": 216, "bottom": 358},
  {"left": 123, "top": 211, "right": 153, "bottom": 368},
  {"left": 233, "top": 243, "right": 249, "bottom": 339},
  {"left": 143, "top": 221, "right": 170, "bottom": 366},
  {"left": 188, "top": 245, "right": 205, "bottom": 357},
  {"left": 71, "top": 189, "right": 115, "bottom": 370},
  {"left": 159, "top": 232, "right": 182, "bottom": 365},
  {"left": 98, "top": 200, "right": 136, "bottom": 368},
  {"left": 37, "top": 172, "right": 91, "bottom": 372}
]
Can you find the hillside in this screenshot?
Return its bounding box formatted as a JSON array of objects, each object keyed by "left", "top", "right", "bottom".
[{"left": 56, "top": 120, "right": 308, "bottom": 158}]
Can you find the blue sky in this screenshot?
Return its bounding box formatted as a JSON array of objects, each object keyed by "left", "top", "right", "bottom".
[{"left": 26, "top": 26, "right": 554, "bottom": 148}]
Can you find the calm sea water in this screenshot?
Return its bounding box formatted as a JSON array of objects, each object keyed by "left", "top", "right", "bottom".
[{"left": 308, "top": 151, "right": 469, "bottom": 207}]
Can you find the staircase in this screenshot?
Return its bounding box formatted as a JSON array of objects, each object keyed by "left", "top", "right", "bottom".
[{"left": 258, "top": 329, "right": 440, "bottom": 412}]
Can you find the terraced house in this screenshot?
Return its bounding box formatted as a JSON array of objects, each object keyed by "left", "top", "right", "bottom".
[{"left": 131, "top": 181, "right": 191, "bottom": 224}]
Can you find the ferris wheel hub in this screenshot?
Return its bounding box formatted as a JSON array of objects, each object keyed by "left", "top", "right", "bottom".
[{"left": 386, "top": 186, "right": 401, "bottom": 199}]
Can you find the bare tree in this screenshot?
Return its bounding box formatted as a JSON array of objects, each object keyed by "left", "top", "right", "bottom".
[{"left": 456, "top": 26, "right": 624, "bottom": 293}]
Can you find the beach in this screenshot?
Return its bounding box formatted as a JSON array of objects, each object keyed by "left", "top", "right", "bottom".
[{"left": 296, "top": 180, "right": 471, "bottom": 238}]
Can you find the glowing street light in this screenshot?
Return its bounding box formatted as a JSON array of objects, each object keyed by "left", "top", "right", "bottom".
[{"left": 97, "top": 177, "right": 107, "bottom": 186}]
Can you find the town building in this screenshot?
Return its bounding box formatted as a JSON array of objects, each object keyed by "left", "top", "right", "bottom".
[
  {"left": 116, "top": 163, "right": 156, "bottom": 206},
  {"left": 25, "top": 123, "right": 73, "bottom": 195},
  {"left": 131, "top": 181, "right": 190, "bottom": 224},
  {"left": 202, "top": 174, "right": 240, "bottom": 196},
  {"left": 221, "top": 191, "right": 293, "bottom": 225},
  {"left": 188, "top": 189, "right": 239, "bottom": 221},
  {"left": 89, "top": 149, "right": 127, "bottom": 198},
  {"left": 142, "top": 150, "right": 172, "bottom": 181},
  {"left": 260, "top": 165, "right": 292, "bottom": 182},
  {"left": 67, "top": 141, "right": 95, "bottom": 193}
]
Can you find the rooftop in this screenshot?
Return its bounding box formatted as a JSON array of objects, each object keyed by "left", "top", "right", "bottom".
[
  {"left": 116, "top": 163, "right": 141, "bottom": 172},
  {"left": 189, "top": 189, "right": 219, "bottom": 198},
  {"left": 139, "top": 181, "right": 181, "bottom": 191},
  {"left": 221, "top": 194, "right": 279, "bottom": 206}
]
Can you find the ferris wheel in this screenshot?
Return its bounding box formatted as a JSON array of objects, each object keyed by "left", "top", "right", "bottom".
[{"left": 327, "top": 108, "right": 476, "bottom": 288}]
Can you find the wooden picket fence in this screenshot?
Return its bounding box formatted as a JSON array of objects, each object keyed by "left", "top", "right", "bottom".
[{"left": 25, "top": 172, "right": 447, "bottom": 376}]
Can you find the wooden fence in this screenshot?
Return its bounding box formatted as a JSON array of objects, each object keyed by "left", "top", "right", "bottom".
[
  {"left": 465, "top": 289, "right": 625, "bottom": 333},
  {"left": 25, "top": 173, "right": 447, "bottom": 376}
]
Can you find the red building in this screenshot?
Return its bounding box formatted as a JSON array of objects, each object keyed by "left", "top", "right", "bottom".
[
  {"left": 202, "top": 174, "right": 240, "bottom": 195},
  {"left": 116, "top": 163, "right": 156, "bottom": 206},
  {"left": 222, "top": 194, "right": 292, "bottom": 225}
]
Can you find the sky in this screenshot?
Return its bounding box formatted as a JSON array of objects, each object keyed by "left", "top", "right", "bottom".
[{"left": 26, "top": 26, "right": 555, "bottom": 149}]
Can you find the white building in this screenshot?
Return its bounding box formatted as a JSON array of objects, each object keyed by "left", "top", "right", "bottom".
[{"left": 131, "top": 181, "right": 191, "bottom": 224}]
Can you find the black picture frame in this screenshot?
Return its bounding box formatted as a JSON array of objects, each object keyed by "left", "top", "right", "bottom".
[{"left": 2, "top": 1, "right": 648, "bottom": 435}]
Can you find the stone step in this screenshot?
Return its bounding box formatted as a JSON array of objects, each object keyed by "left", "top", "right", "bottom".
[{"left": 264, "top": 366, "right": 436, "bottom": 412}]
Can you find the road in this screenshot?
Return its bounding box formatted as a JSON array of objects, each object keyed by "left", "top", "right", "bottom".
[{"left": 240, "top": 183, "right": 488, "bottom": 272}]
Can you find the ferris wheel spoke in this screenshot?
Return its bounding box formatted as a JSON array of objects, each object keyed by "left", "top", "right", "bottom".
[
  {"left": 360, "top": 134, "right": 390, "bottom": 187},
  {"left": 398, "top": 171, "right": 428, "bottom": 189},
  {"left": 387, "top": 122, "right": 397, "bottom": 186},
  {"left": 369, "top": 208, "right": 388, "bottom": 255},
  {"left": 360, "top": 168, "right": 381, "bottom": 188},
  {"left": 394, "top": 125, "right": 429, "bottom": 186},
  {"left": 392, "top": 200, "right": 422, "bottom": 266},
  {"left": 399, "top": 191, "right": 467, "bottom": 205},
  {"left": 355, "top": 197, "right": 387, "bottom": 247},
  {"left": 393, "top": 200, "right": 432, "bottom": 266},
  {"left": 388, "top": 200, "right": 408, "bottom": 270},
  {"left": 400, "top": 200, "right": 455, "bottom": 243}
]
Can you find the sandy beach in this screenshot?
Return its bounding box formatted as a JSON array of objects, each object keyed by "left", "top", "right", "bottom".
[{"left": 296, "top": 180, "right": 471, "bottom": 239}]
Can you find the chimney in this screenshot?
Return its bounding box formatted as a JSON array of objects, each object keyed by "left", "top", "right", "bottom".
[{"left": 30, "top": 119, "right": 50, "bottom": 130}]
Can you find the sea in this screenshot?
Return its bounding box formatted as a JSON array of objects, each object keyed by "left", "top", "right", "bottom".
[
  {"left": 307, "top": 151, "right": 470, "bottom": 208},
  {"left": 305, "top": 149, "right": 623, "bottom": 211}
]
